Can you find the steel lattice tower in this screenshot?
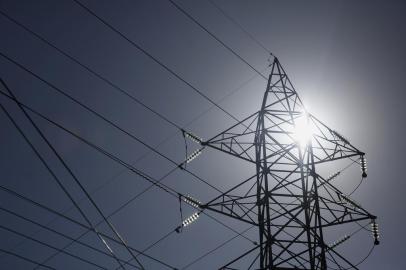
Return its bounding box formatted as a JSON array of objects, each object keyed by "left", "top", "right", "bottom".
[{"left": 184, "top": 57, "right": 379, "bottom": 269}]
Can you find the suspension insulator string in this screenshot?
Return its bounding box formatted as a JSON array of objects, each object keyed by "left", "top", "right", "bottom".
[
  {"left": 176, "top": 211, "right": 201, "bottom": 233},
  {"left": 360, "top": 155, "right": 368, "bottom": 178},
  {"left": 182, "top": 212, "right": 200, "bottom": 228},
  {"left": 179, "top": 129, "right": 204, "bottom": 170},
  {"left": 326, "top": 171, "right": 340, "bottom": 183},
  {"left": 182, "top": 129, "right": 203, "bottom": 144},
  {"left": 371, "top": 219, "right": 380, "bottom": 245},
  {"left": 182, "top": 195, "right": 202, "bottom": 208},
  {"left": 186, "top": 149, "right": 203, "bottom": 164},
  {"left": 328, "top": 234, "right": 350, "bottom": 250}
]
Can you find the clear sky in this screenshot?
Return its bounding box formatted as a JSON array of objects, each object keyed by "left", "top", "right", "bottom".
[{"left": 0, "top": 0, "right": 405, "bottom": 269}]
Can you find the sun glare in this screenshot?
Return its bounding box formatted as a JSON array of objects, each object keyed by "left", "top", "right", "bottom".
[{"left": 293, "top": 112, "right": 313, "bottom": 149}]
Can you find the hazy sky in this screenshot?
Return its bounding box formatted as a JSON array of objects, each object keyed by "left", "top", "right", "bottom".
[{"left": 0, "top": 0, "right": 405, "bottom": 269}]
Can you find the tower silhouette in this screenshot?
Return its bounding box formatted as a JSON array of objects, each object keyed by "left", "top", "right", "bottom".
[{"left": 190, "top": 57, "right": 379, "bottom": 269}]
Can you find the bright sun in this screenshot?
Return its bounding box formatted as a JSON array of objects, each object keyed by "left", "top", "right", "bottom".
[{"left": 293, "top": 112, "right": 313, "bottom": 149}]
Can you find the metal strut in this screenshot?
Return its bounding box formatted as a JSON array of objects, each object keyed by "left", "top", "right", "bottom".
[{"left": 201, "top": 56, "right": 379, "bottom": 269}]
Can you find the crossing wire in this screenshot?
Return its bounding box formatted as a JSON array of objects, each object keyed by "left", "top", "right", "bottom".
[
  {"left": 2, "top": 3, "right": 376, "bottom": 268},
  {"left": 0, "top": 85, "right": 129, "bottom": 270},
  {"left": 71, "top": 0, "right": 246, "bottom": 124},
  {"left": 0, "top": 57, "right": 258, "bottom": 266},
  {"left": 0, "top": 1, "right": 275, "bottom": 267},
  {"left": 0, "top": 8, "right": 264, "bottom": 196},
  {"left": 0, "top": 53, "right": 263, "bottom": 243},
  {"left": 0, "top": 10, "right": 261, "bottom": 262},
  {"left": 0, "top": 206, "right": 143, "bottom": 270},
  {"left": 4, "top": 77, "right": 340, "bottom": 268},
  {"left": 0, "top": 86, "right": 258, "bottom": 243},
  {"left": 0, "top": 56, "right": 254, "bottom": 267},
  {"left": 0, "top": 247, "right": 57, "bottom": 270},
  {"left": 0, "top": 9, "right": 182, "bottom": 132},
  {"left": 181, "top": 225, "right": 256, "bottom": 270},
  {"left": 69, "top": 0, "right": 262, "bottom": 150},
  {"left": 0, "top": 79, "right": 145, "bottom": 270},
  {"left": 0, "top": 51, "right": 224, "bottom": 194},
  {"left": 2, "top": 72, "right": 310, "bottom": 269},
  {"left": 0, "top": 183, "right": 177, "bottom": 269},
  {"left": 206, "top": 0, "right": 272, "bottom": 55},
  {"left": 0, "top": 224, "right": 109, "bottom": 270},
  {"left": 0, "top": 3, "right": 268, "bottom": 206},
  {"left": 0, "top": 82, "right": 176, "bottom": 269},
  {"left": 0, "top": 87, "right": 257, "bottom": 268},
  {"left": 0, "top": 7, "right": 265, "bottom": 229},
  {"left": 167, "top": 0, "right": 268, "bottom": 80}
]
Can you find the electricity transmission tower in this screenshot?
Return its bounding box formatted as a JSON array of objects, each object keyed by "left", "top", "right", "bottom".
[{"left": 185, "top": 56, "right": 379, "bottom": 269}]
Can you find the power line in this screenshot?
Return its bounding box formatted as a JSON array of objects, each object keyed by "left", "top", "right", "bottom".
[
  {"left": 0, "top": 86, "right": 183, "bottom": 198},
  {"left": 0, "top": 53, "right": 267, "bottom": 259},
  {"left": 115, "top": 226, "right": 180, "bottom": 270},
  {"left": 0, "top": 12, "right": 266, "bottom": 256},
  {"left": 0, "top": 9, "right": 182, "bottom": 131},
  {"left": 0, "top": 86, "right": 258, "bottom": 242},
  {"left": 0, "top": 3, "right": 377, "bottom": 268},
  {"left": 192, "top": 57, "right": 377, "bottom": 269},
  {"left": 0, "top": 247, "right": 57, "bottom": 270},
  {"left": 0, "top": 183, "right": 177, "bottom": 269},
  {"left": 0, "top": 87, "right": 256, "bottom": 267},
  {"left": 0, "top": 9, "right": 265, "bottom": 207},
  {"left": 0, "top": 51, "right": 225, "bottom": 200},
  {"left": 0, "top": 5, "right": 263, "bottom": 201},
  {"left": 206, "top": 0, "right": 272, "bottom": 55},
  {"left": 1, "top": 57, "right": 255, "bottom": 266},
  {"left": 181, "top": 225, "right": 255, "bottom": 269},
  {"left": 167, "top": 0, "right": 268, "bottom": 81},
  {"left": 0, "top": 206, "right": 143, "bottom": 270},
  {"left": 0, "top": 2, "right": 276, "bottom": 266},
  {"left": 71, "top": 0, "right": 243, "bottom": 124},
  {"left": 0, "top": 85, "right": 128, "bottom": 270},
  {"left": 0, "top": 79, "right": 144, "bottom": 269},
  {"left": 0, "top": 224, "right": 109, "bottom": 270}
]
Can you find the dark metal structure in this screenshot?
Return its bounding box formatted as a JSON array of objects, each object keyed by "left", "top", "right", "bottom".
[
  {"left": 0, "top": 1, "right": 382, "bottom": 268},
  {"left": 189, "top": 57, "right": 379, "bottom": 269}
]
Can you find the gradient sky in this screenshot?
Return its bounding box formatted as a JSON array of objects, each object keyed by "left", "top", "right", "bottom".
[{"left": 0, "top": 0, "right": 405, "bottom": 269}]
